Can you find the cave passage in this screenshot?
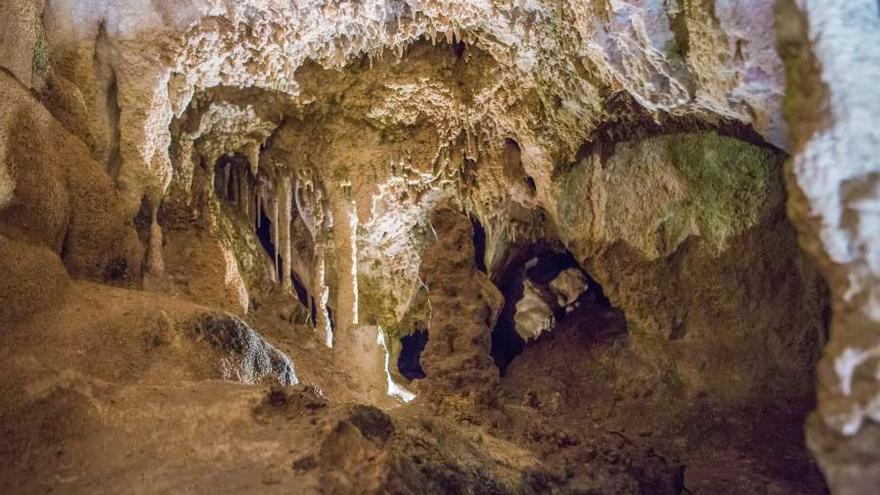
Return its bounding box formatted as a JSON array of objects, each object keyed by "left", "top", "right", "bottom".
[
  {"left": 490, "top": 247, "right": 614, "bottom": 374},
  {"left": 398, "top": 329, "right": 429, "bottom": 381}
]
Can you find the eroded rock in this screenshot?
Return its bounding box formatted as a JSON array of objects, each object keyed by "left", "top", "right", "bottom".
[{"left": 189, "top": 313, "right": 298, "bottom": 385}]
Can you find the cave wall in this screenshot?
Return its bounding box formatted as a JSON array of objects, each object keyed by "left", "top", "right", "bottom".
[
  {"left": 552, "top": 131, "right": 828, "bottom": 409},
  {"left": 777, "top": 1, "right": 880, "bottom": 492}
]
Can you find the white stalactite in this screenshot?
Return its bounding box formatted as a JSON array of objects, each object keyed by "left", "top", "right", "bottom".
[
  {"left": 278, "top": 174, "right": 293, "bottom": 291},
  {"left": 238, "top": 168, "right": 250, "bottom": 221},
  {"left": 316, "top": 245, "right": 333, "bottom": 348},
  {"left": 146, "top": 202, "right": 165, "bottom": 275}
]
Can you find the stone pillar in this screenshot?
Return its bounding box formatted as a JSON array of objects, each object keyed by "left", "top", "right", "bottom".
[{"left": 419, "top": 202, "right": 503, "bottom": 400}]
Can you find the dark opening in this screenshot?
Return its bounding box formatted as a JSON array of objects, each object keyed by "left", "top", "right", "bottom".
[
  {"left": 256, "top": 207, "right": 283, "bottom": 280},
  {"left": 490, "top": 244, "right": 553, "bottom": 375},
  {"left": 398, "top": 329, "right": 429, "bottom": 380},
  {"left": 471, "top": 216, "right": 487, "bottom": 272},
  {"left": 133, "top": 195, "right": 152, "bottom": 245},
  {"left": 227, "top": 167, "right": 237, "bottom": 203},
  {"left": 491, "top": 316, "right": 525, "bottom": 376},
  {"left": 291, "top": 273, "right": 310, "bottom": 309},
  {"left": 213, "top": 160, "right": 229, "bottom": 200},
  {"left": 130, "top": 195, "right": 153, "bottom": 276},
  {"left": 327, "top": 306, "right": 336, "bottom": 335},
  {"left": 524, "top": 175, "right": 537, "bottom": 195},
  {"left": 490, "top": 245, "right": 615, "bottom": 374},
  {"left": 453, "top": 40, "right": 466, "bottom": 59}
]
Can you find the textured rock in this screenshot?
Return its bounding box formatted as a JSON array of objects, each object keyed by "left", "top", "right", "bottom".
[
  {"left": 189, "top": 313, "right": 297, "bottom": 385},
  {"left": 551, "top": 130, "right": 827, "bottom": 406},
  {"left": 0, "top": 233, "right": 69, "bottom": 327},
  {"left": 0, "top": 0, "right": 42, "bottom": 89},
  {"left": 514, "top": 279, "right": 555, "bottom": 341},
  {"left": 420, "top": 203, "right": 503, "bottom": 397},
  {"left": 28, "top": 0, "right": 796, "bottom": 349},
  {"left": 778, "top": 1, "right": 880, "bottom": 492},
  {"left": 40, "top": 0, "right": 787, "bottom": 222},
  {"left": 0, "top": 71, "right": 143, "bottom": 281}
]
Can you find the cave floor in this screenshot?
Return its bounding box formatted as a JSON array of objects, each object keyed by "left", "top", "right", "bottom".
[
  {"left": 501, "top": 304, "right": 829, "bottom": 495},
  {"left": 0, "top": 282, "right": 827, "bottom": 494}
]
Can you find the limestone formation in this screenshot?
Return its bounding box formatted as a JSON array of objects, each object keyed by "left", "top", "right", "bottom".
[{"left": 0, "top": 0, "right": 875, "bottom": 493}]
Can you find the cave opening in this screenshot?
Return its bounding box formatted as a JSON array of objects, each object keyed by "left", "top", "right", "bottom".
[
  {"left": 398, "top": 329, "right": 429, "bottom": 381},
  {"left": 490, "top": 245, "right": 615, "bottom": 375}
]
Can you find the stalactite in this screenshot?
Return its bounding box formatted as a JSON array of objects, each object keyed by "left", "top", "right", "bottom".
[
  {"left": 350, "top": 200, "right": 359, "bottom": 325},
  {"left": 246, "top": 142, "right": 260, "bottom": 177},
  {"left": 278, "top": 174, "right": 293, "bottom": 292},
  {"left": 237, "top": 166, "right": 249, "bottom": 220},
  {"left": 245, "top": 173, "right": 250, "bottom": 217},
  {"left": 146, "top": 200, "right": 165, "bottom": 275},
  {"left": 315, "top": 243, "right": 333, "bottom": 348},
  {"left": 295, "top": 172, "right": 318, "bottom": 238},
  {"left": 222, "top": 160, "right": 231, "bottom": 201},
  {"left": 229, "top": 165, "right": 239, "bottom": 205}
]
